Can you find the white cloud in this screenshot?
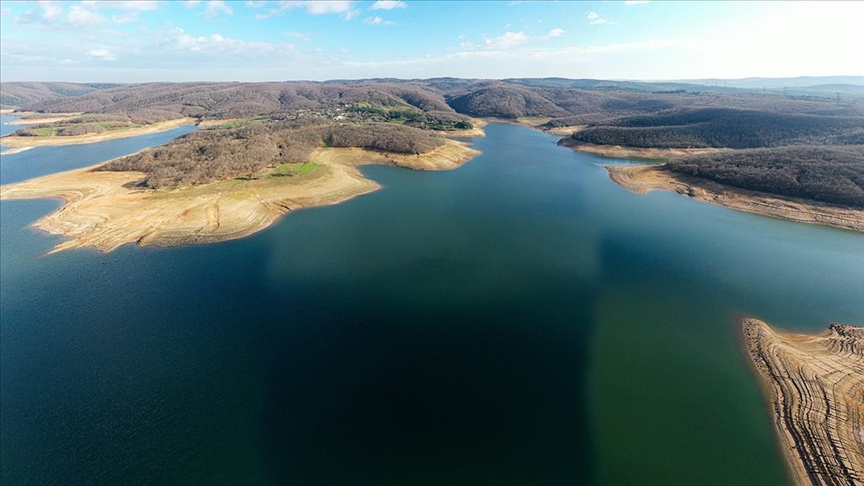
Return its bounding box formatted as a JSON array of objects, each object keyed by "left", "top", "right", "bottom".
[
  {"left": 304, "top": 1, "right": 354, "bottom": 14},
  {"left": 202, "top": 0, "right": 233, "bottom": 19},
  {"left": 88, "top": 48, "right": 116, "bottom": 61},
  {"left": 254, "top": 1, "right": 357, "bottom": 20},
  {"left": 284, "top": 31, "right": 312, "bottom": 41},
  {"left": 161, "top": 28, "right": 291, "bottom": 55},
  {"left": 80, "top": 1, "right": 160, "bottom": 11},
  {"left": 624, "top": 0, "right": 649, "bottom": 5},
  {"left": 369, "top": 1, "right": 406, "bottom": 10},
  {"left": 246, "top": 0, "right": 267, "bottom": 7},
  {"left": 363, "top": 15, "right": 394, "bottom": 25},
  {"left": 185, "top": 0, "right": 201, "bottom": 8},
  {"left": 544, "top": 28, "right": 565, "bottom": 38},
  {"left": 68, "top": 5, "right": 106, "bottom": 26},
  {"left": 112, "top": 12, "right": 139, "bottom": 24},
  {"left": 587, "top": 11, "right": 608, "bottom": 25},
  {"left": 16, "top": 1, "right": 64, "bottom": 24},
  {"left": 484, "top": 31, "right": 528, "bottom": 49}
]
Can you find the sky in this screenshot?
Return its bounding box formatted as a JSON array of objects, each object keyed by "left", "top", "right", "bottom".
[{"left": 1, "top": 0, "right": 862, "bottom": 82}]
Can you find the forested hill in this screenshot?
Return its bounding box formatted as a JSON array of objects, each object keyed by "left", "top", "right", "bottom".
[
  {"left": 4, "top": 79, "right": 863, "bottom": 124},
  {"left": 569, "top": 108, "right": 864, "bottom": 149},
  {"left": 0, "top": 82, "right": 124, "bottom": 107},
  {"left": 664, "top": 146, "right": 864, "bottom": 208}
]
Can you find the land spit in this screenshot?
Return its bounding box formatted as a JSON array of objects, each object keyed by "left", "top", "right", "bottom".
[
  {"left": 606, "top": 165, "right": 864, "bottom": 232},
  {"left": 0, "top": 118, "right": 197, "bottom": 149},
  {"left": 742, "top": 318, "right": 864, "bottom": 486}
]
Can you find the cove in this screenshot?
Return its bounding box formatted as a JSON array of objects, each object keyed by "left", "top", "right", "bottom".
[{"left": 1, "top": 122, "right": 862, "bottom": 485}]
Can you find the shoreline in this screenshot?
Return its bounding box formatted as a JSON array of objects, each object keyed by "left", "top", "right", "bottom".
[
  {"left": 606, "top": 164, "right": 864, "bottom": 232},
  {"left": 5, "top": 112, "right": 83, "bottom": 125},
  {"left": 0, "top": 139, "right": 480, "bottom": 254},
  {"left": 0, "top": 146, "right": 34, "bottom": 156},
  {"left": 557, "top": 137, "right": 721, "bottom": 160},
  {"left": 0, "top": 118, "right": 197, "bottom": 149},
  {"left": 741, "top": 318, "right": 863, "bottom": 485}
]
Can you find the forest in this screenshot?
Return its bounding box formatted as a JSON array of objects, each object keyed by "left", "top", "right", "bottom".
[
  {"left": 568, "top": 108, "right": 864, "bottom": 149},
  {"left": 98, "top": 121, "right": 444, "bottom": 189},
  {"left": 664, "top": 145, "right": 864, "bottom": 208}
]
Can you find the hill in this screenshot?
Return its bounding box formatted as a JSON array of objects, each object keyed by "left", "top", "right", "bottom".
[
  {"left": 664, "top": 145, "right": 864, "bottom": 208},
  {"left": 1, "top": 82, "right": 124, "bottom": 107},
  {"left": 568, "top": 108, "right": 864, "bottom": 149}
]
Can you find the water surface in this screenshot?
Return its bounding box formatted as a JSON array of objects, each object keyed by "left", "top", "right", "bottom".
[{"left": 1, "top": 123, "right": 862, "bottom": 485}]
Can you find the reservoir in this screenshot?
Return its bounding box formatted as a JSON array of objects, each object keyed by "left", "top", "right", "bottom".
[{"left": 1, "top": 121, "right": 862, "bottom": 485}]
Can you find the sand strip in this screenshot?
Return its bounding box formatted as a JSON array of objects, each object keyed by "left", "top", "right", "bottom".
[
  {"left": 0, "top": 118, "right": 196, "bottom": 148},
  {"left": 606, "top": 165, "right": 864, "bottom": 232},
  {"left": 742, "top": 318, "right": 864, "bottom": 486},
  {"left": 558, "top": 137, "right": 720, "bottom": 160}
]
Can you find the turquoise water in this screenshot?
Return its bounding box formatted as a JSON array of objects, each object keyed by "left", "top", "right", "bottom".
[{"left": 1, "top": 123, "right": 862, "bottom": 484}]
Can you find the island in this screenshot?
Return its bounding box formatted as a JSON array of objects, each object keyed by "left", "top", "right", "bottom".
[{"left": 742, "top": 318, "right": 864, "bottom": 486}]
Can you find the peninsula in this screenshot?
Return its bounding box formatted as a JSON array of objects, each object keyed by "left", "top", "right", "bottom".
[
  {"left": 742, "top": 318, "right": 864, "bottom": 486},
  {"left": 0, "top": 120, "right": 479, "bottom": 253}
]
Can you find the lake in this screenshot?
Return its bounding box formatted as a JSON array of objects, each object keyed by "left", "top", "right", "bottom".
[{"left": 1, "top": 120, "right": 862, "bottom": 485}]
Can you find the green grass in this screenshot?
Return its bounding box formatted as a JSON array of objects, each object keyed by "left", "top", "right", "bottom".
[
  {"left": 267, "top": 162, "right": 320, "bottom": 179},
  {"left": 32, "top": 127, "right": 60, "bottom": 136},
  {"left": 217, "top": 117, "right": 266, "bottom": 129}
]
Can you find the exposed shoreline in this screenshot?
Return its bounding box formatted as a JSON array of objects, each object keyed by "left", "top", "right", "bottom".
[
  {"left": 5, "top": 112, "right": 83, "bottom": 125},
  {"left": 0, "top": 146, "right": 34, "bottom": 156},
  {"left": 0, "top": 118, "right": 197, "bottom": 149},
  {"left": 606, "top": 164, "right": 864, "bottom": 232},
  {"left": 557, "top": 137, "right": 722, "bottom": 160},
  {"left": 0, "top": 139, "right": 480, "bottom": 254},
  {"left": 741, "top": 318, "right": 864, "bottom": 486}
]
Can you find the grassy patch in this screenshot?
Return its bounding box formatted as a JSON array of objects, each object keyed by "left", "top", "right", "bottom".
[
  {"left": 32, "top": 127, "right": 60, "bottom": 136},
  {"left": 217, "top": 117, "right": 267, "bottom": 129},
  {"left": 268, "top": 162, "right": 320, "bottom": 179}
]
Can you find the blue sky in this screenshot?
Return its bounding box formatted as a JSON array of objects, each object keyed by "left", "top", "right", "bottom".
[{"left": 1, "top": 1, "right": 862, "bottom": 82}]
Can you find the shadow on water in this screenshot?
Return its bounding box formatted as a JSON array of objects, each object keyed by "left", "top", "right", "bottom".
[{"left": 257, "top": 125, "right": 598, "bottom": 484}]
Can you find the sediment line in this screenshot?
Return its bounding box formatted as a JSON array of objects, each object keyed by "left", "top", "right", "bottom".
[{"left": 742, "top": 318, "right": 864, "bottom": 486}]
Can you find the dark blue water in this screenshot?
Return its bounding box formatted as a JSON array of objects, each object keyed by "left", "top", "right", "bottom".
[{"left": 1, "top": 123, "right": 862, "bottom": 485}]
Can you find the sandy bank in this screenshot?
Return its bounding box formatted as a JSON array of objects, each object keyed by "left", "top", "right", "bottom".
[
  {"left": 0, "top": 118, "right": 196, "bottom": 149},
  {"left": 6, "top": 112, "right": 83, "bottom": 125},
  {"left": 742, "top": 318, "right": 863, "bottom": 486},
  {"left": 544, "top": 125, "right": 586, "bottom": 136},
  {"left": 0, "top": 109, "right": 16, "bottom": 114},
  {"left": 606, "top": 165, "right": 864, "bottom": 232},
  {"left": 558, "top": 137, "right": 720, "bottom": 160},
  {"left": 0, "top": 139, "right": 479, "bottom": 254},
  {"left": 0, "top": 146, "right": 34, "bottom": 156}
]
